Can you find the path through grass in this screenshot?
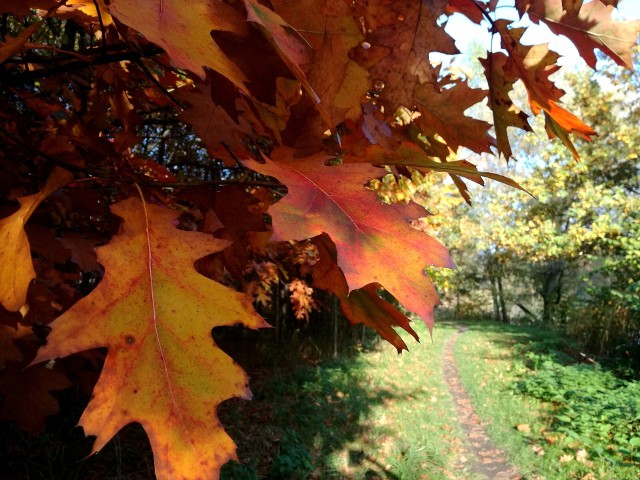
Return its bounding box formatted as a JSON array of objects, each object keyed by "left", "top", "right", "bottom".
[
  {"left": 454, "top": 322, "right": 640, "bottom": 480},
  {"left": 222, "top": 322, "right": 479, "bottom": 479},
  {"left": 225, "top": 320, "right": 640, "bottom": 479}
]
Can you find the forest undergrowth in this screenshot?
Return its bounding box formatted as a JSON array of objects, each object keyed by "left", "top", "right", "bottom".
[
  {"left": 455, "top": 322, "right": 640, "bottom": 480},
  {"left": 2, "top": 320, "right": 639, "bottom": 479}
]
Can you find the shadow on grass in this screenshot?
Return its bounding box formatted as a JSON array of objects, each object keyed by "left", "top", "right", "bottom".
[
  {"left": 0, "top": 382, "right": 156, "bottom": 480},
  {"left": 218, "top": 340, "right": 404, "bottom": 479},
  {"left": 1, "top": 327, "right": 404, "bottom": 479}
]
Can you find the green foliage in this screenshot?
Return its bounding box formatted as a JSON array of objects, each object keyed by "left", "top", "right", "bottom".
[
  {"left": 455, "top": 322, "right": 640, "bottom": 479},
  {"left": 268, "top": 429, "right": 314, "bottom": 479},
  {"left": 517, "top": 359, "right": 640, "bottom": 466},
  {"left": 425, "top": 50, "right": 640, "bottom": 351},
  {"left": 221, "top": 461, "right": 259, "bottom": 480}
]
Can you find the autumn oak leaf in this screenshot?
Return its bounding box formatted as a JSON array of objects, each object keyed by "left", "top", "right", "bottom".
[
  {"left": 519, "top": 0, "right": 640, "bottom": 69},
  {"left": 108, "top": 0, "right": 250, "bottom": 92},
  {"left": 272, "top": 0, "right": 370, "bottom": 144},
  {"left": 496, "top": 21, "right": 597, "bottom": 147},
  {"left": 0, "top": 167, "right": 72, "bottom": 311},
  {"left": 480, "top": 52, "right": 533, "bottom": 161},
  {"left": 344, "top": 283, "right": 419, "bottom": 353},
  {"left": 245, "top": 148, "right": 453, "bottom": 330},
  {"left": 310, "top": 234, "right": 417, "bottom": 352},
  {"left": 413, "top": 78, "right": 495, "bottom": 154},
  {"left": 33, "top": 197, "right": 268, "bottom": 480},
  {"left": 355, "top": 0, "right": 458, "bottom": 115}
]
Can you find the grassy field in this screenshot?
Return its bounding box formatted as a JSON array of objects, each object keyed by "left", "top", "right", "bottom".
[
  {"left": 221, "top": 322, "right": 475, "bottom": 479},
  {"left": 230, "top": 320, "right": 640, "bottom": 479},
  {"left": 4, "top": 320, "right": 639, "bottom": 479},
  {"left": 454, "top": 322, "right": 640, "bottom": 480}
]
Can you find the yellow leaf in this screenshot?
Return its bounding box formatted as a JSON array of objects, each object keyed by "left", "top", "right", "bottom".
[
  {"left": 0, "top": 168, "right": 72, "bottom": 311},
  {"left": 33, "top": 197, "right": 269, "bottom": 480},
  {"left": 109, "top": 0, "right": 250, "bottom": 90}
]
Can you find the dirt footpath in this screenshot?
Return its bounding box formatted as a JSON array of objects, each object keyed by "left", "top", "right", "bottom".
[{"left": 443, "top": 326, "right": 522, "bottom": 480}]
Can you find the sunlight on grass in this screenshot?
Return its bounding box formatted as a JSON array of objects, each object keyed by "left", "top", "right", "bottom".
[
  {"left": 325, "top": 323, "right": 469, "bottom": 480},
  {"left": 454, "top": 323, "right": 640, "bottom": 480},
  {"left": 229, "top": 322, "right": 478, "bottom": 479}
]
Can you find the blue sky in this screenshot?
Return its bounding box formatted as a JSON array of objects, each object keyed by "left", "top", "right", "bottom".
[{"left": 444, "top": 0, "right": 640, "bottom": 69}]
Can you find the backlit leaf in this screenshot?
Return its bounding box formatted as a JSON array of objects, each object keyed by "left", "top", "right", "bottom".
[
  {"left": 310, "top": 234, "right": 416, "bottom": 351},
  {"left": 33, "top": 197, "right": 268, "bottom": 480},
  {"left": 481, "top": 52, "right": 533, "bottom": 160},
  {"left": 496, "top": 21, "right": 597, "bottom": 145},
  {"left": 0, "top": 168, "right": 72, "bottom": 311},
  {"left": 520, "top": 0, "right": 640, "bottom": 69},
  {"left": 245, "top": 147, "right": 453, "bottom": 329}
]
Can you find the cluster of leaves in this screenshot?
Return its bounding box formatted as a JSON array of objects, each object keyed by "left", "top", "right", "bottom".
[
  {"left": 516, "top": 353, "right": 640, "bottom": 468},
  {"left": 0, "top": 1, "right": 639, "bottom": 478}
]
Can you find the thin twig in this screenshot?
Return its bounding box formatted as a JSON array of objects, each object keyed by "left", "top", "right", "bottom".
[
  {"left": 138, "top": 177, "right": 286, "bottom": 189},
  {"left": 92, "top": 0, "right": 108, "bottom": 54},
  {"left": 470, "top": 0, "right": 496, "bottom": 28},
  {"left": 221, "top": 141, "right": 246, "bottom": 170},
  {"left": 0, "top": 45, "right": 164, "bottom": 85},
  {"left": 133, "top": 57, "right": 186, "bottom": 111}
]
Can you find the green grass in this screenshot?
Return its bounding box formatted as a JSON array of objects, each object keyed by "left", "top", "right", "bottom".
[
  {"left": 454, "top": 322, "right": 640, "bottom": 480},
  {"left": 9, "top": 319, "right": 637, "bottom": 479},
  {"left": 221, "top": 322, "right": 475, "bottom": 479}
]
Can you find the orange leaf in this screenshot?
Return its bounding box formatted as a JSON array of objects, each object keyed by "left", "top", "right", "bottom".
[
  {"left": 520, "top": 0, "right": 640, "bottom": 69},
  {"left": 245, "top": 147, "right": 453, "bottom": 330},
  {"left": 0, "top": 168, "right": 72, "bottom": 311},
  {"left": 561, "top": 0, "right": 583, "bottom": 15},
  {"left": 33, "top": 197, "right": 268, "bottom": 480},
  {"left": 310, "top": 234, "right": 415, "bottom": 351},
  {"left": 343, "top": 283, "right": 419, "bottom": 353},
  {"left": 109, "top": 0, "right": 250, "bottom": 91},
  {"left": 496, "top": 21, "right": 597, "bottom": 145}
]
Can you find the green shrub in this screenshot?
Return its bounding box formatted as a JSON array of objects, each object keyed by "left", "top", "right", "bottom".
[
  {"left": 516, "top": 361, "right": 640, "bottom": 465},
  {"left": 268, "top": 429, "right": 314, "bottom": 479}
]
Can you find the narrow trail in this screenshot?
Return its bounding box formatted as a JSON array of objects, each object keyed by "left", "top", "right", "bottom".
[{"left": 443, "top": 326, "right": 521, "bottom": 480}]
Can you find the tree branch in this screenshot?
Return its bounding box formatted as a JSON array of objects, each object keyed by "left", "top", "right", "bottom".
[
  {"left": 0, "top": 126, "right": 108, "bottom": 177},
  {"left": 132, "top": 57, "right": 186, "bottom": 111},
  {"left": 0, "top": 45, "right": 164, "bottom": 85}
]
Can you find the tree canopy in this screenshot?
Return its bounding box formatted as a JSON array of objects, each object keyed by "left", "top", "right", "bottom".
[{"left": 0, "top": 1, "right": 638, "bottom": 478}]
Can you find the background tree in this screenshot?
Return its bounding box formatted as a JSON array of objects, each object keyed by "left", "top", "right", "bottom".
[{"left": 428, "top": 51, "right": 640, "bottom": 353}]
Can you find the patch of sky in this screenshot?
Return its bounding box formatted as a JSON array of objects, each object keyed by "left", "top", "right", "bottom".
[
  {"left": 444, "top": 0, "right": 639, "bottom": 64},
  {"left": 427, "top": 0, "right": 639, "bottom": 176}
]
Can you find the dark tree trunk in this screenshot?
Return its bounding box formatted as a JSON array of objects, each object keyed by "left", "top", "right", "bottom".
[
  {"left": 537, "top": 261, "right": 567, "bottom": 325},
  {"left": 488, "top": 261, "right": 500, "bottom": 322},
  {"left": 497, "top": 274, "right": 509, "bottom": 324}
]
